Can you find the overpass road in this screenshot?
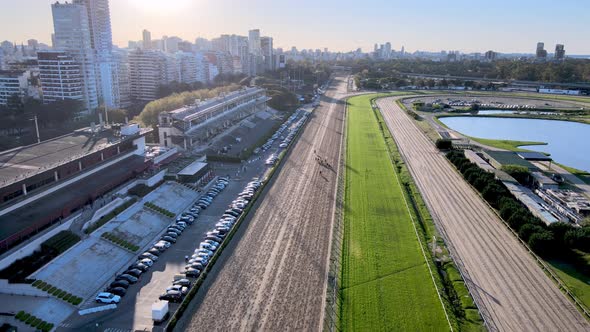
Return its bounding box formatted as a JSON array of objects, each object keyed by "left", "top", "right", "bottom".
[{"left": 378, "top": 96, "right": 589, "bottom": 331}]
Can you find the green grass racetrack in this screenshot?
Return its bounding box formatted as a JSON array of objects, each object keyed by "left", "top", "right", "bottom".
[{"left": 340, "top": 94, "right": 450, "bottom": 331}]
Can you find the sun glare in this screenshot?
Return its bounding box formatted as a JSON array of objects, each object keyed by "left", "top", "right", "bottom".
[{"left": 129, "top": 0, "right": 192, "bottom": 14}]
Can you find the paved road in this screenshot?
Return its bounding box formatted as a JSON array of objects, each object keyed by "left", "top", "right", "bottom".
[
  {"left": 56, "top": 158, "right": 275, "bottom": 331},
  {"left": 378, "top": 97, "right": 589, "bottom": 332},
  {"left": 177, "top": 76, "right": 348, "bottom": 331}
]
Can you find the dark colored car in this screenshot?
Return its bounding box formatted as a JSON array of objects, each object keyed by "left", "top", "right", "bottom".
[
  {"left": 173, "top": 279, "right": 192, "bottom": 287},
  {"left": 167, "top": 229, "right": 182, "bottom": 236},
  {"left": 125, "top": 269, "right": 142, "bottom": 278},
  {"left": 129, "top": 262, "right": 149, "bottom": 272},
  {"left": 165, "top": 232, "right": 178, "bottom": 238},
  {"left": 184, "top": 268, "right": 200, "bottom": 278},
  {"left": 108, "top": 286, "right": 127, "bottom": 297},
  {"left": 161, "top": 236, "right": 176, "bottom": 243},
  {"left": 159, "top": 292, "right": 183, "bottom": 303},
  {"left": 116, "top": 274, "right": 138, "bottom": 284},
  {"left": 225, "top": 210, "right": 239, "bottom": 217},
  {"left": 109, "top": 280, "right": 129, "bottom": 289}
]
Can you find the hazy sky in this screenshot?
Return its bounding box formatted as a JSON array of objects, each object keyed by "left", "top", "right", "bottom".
[{"left": 2, "top": 0, "right": 590, "bottom": 54}]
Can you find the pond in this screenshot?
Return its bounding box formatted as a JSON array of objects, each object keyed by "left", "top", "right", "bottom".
[{"left": 439, "top": 116, "right": 590, "bottom": 172}]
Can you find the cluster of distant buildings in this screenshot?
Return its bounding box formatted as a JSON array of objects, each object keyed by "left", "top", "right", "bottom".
[{"left": 0, "top": 0, "right": 345, "bottom": 113}]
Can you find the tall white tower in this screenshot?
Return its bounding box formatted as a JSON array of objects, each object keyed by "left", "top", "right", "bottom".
[
  {"left": 74, "top": 0, "right": 119, "bottom": 108},
  {"left": 51, "top": 2, "right": 99, "bottom": 111}
]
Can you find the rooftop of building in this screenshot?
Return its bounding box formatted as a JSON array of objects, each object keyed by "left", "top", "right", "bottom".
[
  {"left": 0, "top": 155, "right": 146, "bottom": 241},
  {"left": 483, "top": 150, "right": 537, "bottom": 170},
  {"left": 517, "top": 151, "right": 552, "bottom": 161},
  {"left": 531, "top": 171, "right": 559, "bottom": 186},
  {"left": 0, "top": 126, "right": 149, "bottom": 186},
  {"left": 165, "top": 87, "right": 264, "bottom": 122},
  {"left": 178, "top": 161, "right": 208, "bottom": 176},
  {"left": 0, "top": 70, "right": 27, "bottom": 77}
]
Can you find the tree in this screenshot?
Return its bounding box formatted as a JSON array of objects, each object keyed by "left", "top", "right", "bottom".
[
  {"left": 502, "top": 165, "right": 531, "bottom": 185},
  {"left": 435, "top": 139, "right": 452, "bottom": 150},
  {"left": 106, "top": 109, "right": 128, "bottom": 124},
  {"left": 528, "top": 230, "right": 555, "bottom": 256},
  {"left": 518, "top": 224, "right": 546, "bottom": 242},
  {"left": 482, "top": 182, "right": 507, "bottom": 207}
]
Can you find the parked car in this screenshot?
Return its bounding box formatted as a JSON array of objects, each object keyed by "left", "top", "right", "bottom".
[
  {"left": 173, "top": 279, "right": 192, "bottom": 287},
  {"left": 109, "top": 280, "right": 129, "bottom": 289},
  {"left": 161, "top": 236, "right": 176, "bottom": 243},
  {"left": 156, "top": 240, "right": 172, "bottom": 248},
  {"left": 116, "top": 274, "right": 138, "bottom": 284},
  {"left": 166, "top": 229, "right": 182, "bottom": 236},
  {"left": 147, "top": 248, "right": 161, "bottom": 256},
  {"left": 203, "top": 239, "right": 220, "bottom": 247},
  {"left": 159, "top": 292, "right": 182, "bottom": 303},
  {"left": 198, "top": 248, "right": 214, "bottom": 256},
  {"left": 107, "top": 287, "right": 127, "bottom": 297},
  {"left": 206, "top": 235, "right": 223, "bottom": 243},
  {"left": 200, "top": 243, "right": 217, "bottom": 251},
  {"left": 129, "top": 262, "right": 149, "bottom": 272},
  {"left": 183, "top": 268, "right": 200, "bottom": 278},
  {"left": 125, "top": 269, "right": 142, "bottom": 278},
  {"left": 186, "top": 262, "right": 204, "bottom": 270},
  {"left": 166, "top": 285, "right": 189, "bottom": 295},
  {"left": 140, "top": 252, "right": 159, "bottom": 261},
  {"left": 165, "top": 232, "right": 179, "bottom": 239},
  {"left": 140, "top": 258, "right": 154, "bottom": 267},
  {"left": 96, "top": 292, "right": 120, "bottom": 304}
]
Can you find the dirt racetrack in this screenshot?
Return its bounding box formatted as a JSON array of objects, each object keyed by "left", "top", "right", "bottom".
[
  {"left": 177, "top": 76, "right": 347, "bottom": 331},
  {"left": 378, "top": 97, "right": 589, "bottom": 332}
]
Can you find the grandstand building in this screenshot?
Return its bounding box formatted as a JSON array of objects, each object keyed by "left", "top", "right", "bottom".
[
  {"left": 158, "top": 87, "right": 269, "bottom": 149},
  {"left": 0, "top": 124, "right": 152, "bottom": 252}
]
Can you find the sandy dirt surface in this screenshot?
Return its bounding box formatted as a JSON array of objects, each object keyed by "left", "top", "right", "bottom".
[
  {"left": 378, "top": 97, "right": 589, "bottom": 332},
  {"left": 177, "top": 77, "right": 348, "bottom": 332}
]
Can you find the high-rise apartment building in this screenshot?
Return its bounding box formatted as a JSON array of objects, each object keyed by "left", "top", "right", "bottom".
[
  {"left": 261, "top": 36, "right": 274, "bottom": 71},
  {"left": 555, "top": 44, "right": 565, "bottom": 60},
  {"left": 248, "top": 29, "right": 261, "bottom": 56},
  {"left": 143, "top": 29, "right": 152, "bottom": 50},
  {"left": 51, "top": 1, "right": 99, "bottom": 111},
  {"left": 37, "top": 51, "right": 85, "bottom": 104},
  {"left": 74, "top": 0, "right": 119, "bottom": 108},
  {"left": 112, "top": 49, "right": 131, "bottom": 108},
  {"left": 536, "top": 42, "right": 547, "bottom": 59},
  {"left": 128, "top": 49, "right": 168, "bottom": 102}
]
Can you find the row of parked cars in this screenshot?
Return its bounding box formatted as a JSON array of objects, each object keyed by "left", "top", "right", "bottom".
[
  {"left": 158, "top": 177, "right": 229, "bottom": 303},
  {"left": 160, "top": 177, "right": 262, "bottom": 303}
]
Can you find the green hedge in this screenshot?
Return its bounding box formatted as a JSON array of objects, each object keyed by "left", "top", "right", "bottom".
[
  {"left": 205, "top": 154, "right": 242, "bottom": 163},
  {"left": 128, "top": 180, "right": 164, "bottom": 197},
  {"left": 32, "top": 280, "right": 83, "bottom": 305},
  {"left": 144, "top": 202, "right": 175, "bottom": 218},
  {"left": 0, "top": 231, "right": 80, "bottom": 283},
  {"left": 85, "top": 198, "right": 138, "bottom": 234},
  {"left": 15, "top": 312, "right": 53, "bottom": 332},
  {"left": 101, "top": 232, "right": 140, "bottom": 252}
]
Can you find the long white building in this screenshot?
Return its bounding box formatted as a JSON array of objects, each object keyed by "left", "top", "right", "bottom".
[
  {"left": 128, "top": 49, "right": 168, "bottom": 102},
  {"left": 158, "top": 87, "right": 269, "bottom": 149}
]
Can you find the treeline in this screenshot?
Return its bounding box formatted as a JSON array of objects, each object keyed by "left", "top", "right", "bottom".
[
  {"left": 351, "top": 58, "right": 590, "bottom": 83},
  {"left": 134, "top": 84, "right": 242, "bottom": 126},
  {"left": 446, "top": 151, "right": 590, "bottom": 258}
]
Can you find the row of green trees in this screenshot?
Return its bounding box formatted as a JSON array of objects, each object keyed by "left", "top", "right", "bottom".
[
  {"left": 134, "top": 84, "right": 242, "bottom": 126},
  {"left": 349, "top": 58, "right": 590, "bottom": 83},
  {"left": 447, "top": 150, "right": 590, "bottom": 257}
]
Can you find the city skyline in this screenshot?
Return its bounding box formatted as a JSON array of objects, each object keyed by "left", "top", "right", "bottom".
[{"left": 1, "top": 0, "right": 589, "bottom": 54}]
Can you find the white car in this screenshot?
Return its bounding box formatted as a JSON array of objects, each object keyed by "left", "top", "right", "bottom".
[
  {"left": 279, "top": 143, "right": 288, "bottom": 148},
  {"left": 95, "top": 292, "right": 121, "bottom": 304},
  {"left": 140, "top": 258, "right": 154, "bottom": 266}
]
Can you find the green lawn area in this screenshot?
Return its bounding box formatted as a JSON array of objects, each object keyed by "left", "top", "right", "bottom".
[
  {"left": 341, "top": 94, "right": 450, "bottom": 331},
  {"left": 547, "top": 257, "right": 590, "bottom": 312},
  {"left": 466, "top": 136, "right": 547, "bottom": 152}
]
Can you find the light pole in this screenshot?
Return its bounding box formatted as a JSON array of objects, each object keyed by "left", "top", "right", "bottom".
[{"left": 31, "top": 115, "right": 40, "bottom": 143}]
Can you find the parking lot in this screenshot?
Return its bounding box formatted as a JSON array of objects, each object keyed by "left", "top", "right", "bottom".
[{"left": 56, "top": 108, "right": 312, "bottom": 331}]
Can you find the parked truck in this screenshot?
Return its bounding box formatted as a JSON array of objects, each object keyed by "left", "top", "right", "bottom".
[{"left": 152, "top": 300, "right": 169, "bottom": 324}]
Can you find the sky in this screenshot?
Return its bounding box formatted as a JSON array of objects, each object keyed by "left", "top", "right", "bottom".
[{"left": 1, "top": 0, "right": 590, "bottom": 54}]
